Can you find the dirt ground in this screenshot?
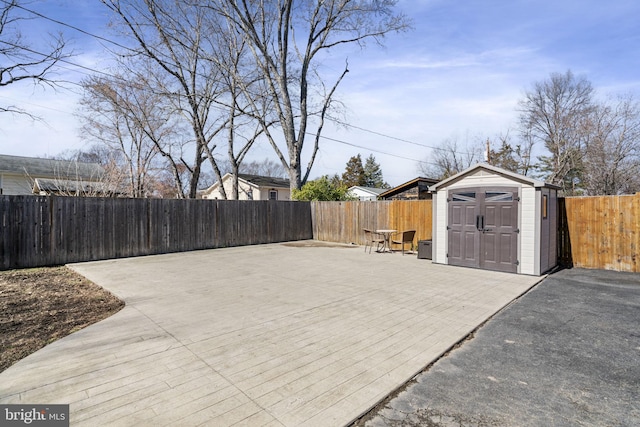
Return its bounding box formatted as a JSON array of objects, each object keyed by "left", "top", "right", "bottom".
[{"left": 0, "top": 266, "right": 124, "bottom": 373}]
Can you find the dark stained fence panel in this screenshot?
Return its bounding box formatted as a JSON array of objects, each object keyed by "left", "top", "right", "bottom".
[{"left": 0, "top": 196, "right": 312, "bottom": 270}]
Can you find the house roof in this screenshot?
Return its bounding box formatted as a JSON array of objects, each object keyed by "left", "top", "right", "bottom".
[
  {"left": 32, "top": 178, "right": 115, "bottom": 195},
  {"left": 348, "top": 186, "right": 387, "bottom": 196},
  {"left": 0, "top": 154, "right": 104, "bottom": 180},
  {"left": 429, "top": 163, "right": 561, "bottom": 191},
  {"left": 378, "top": 177, "right": 439, "bottom": 199},
  {"left": 238, "top": 174, "right": 290, "bottom": 188}
]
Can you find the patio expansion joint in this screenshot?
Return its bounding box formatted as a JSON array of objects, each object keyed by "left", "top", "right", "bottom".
[{"left": 127, "top": 305, "right": 277, "bottom": 424}]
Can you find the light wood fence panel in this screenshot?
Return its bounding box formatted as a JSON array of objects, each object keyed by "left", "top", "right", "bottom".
[
  {"left": 311, "top": 200, "right": 432, "bottom": 246},
  {"left": 559, "top": 194, "right": 640, "bottom": 272}
]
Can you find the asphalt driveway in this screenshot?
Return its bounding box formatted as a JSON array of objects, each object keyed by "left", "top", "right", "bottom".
[
  {"left": 0, "top": 242, "right": 541, "bottom": 426},
  {"left": 355, "top": 268, "right": 640, "bottom": 426}
]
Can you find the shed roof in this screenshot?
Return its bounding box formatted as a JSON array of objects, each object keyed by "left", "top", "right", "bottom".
[
  {"left": 429, "top": 163, "right": 561, "bottom": 191},
  {"left": 378, "top": 177, "right": 439, "bottom": 199},
  {"left": 32, "top": 178, "right": 115, "bottom": 195}
]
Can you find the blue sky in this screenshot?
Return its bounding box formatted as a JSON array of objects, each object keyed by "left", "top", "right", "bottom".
[{"left": 1, "top": 0, "right": 639, "bottom": 186}]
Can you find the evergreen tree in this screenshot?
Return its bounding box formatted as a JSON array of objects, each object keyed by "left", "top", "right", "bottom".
[
  {"left": 342, "top": 154, "right": 365, "bottom": 187},
  {"left": 363, "top": 154, "right": 387, "bottom": 188}
]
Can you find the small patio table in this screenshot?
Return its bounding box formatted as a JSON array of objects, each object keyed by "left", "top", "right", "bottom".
[{"left": 375, "top": 229, "right": 397, "bottom": 253}]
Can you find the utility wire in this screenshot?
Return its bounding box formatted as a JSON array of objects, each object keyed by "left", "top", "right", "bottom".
[
  {"left": 3, "top": 0, "right": 475, "bottom": 160},
  {"left": 0, "top": 40, "right": 114, "bottom": 81},
  {"left": 312, "top": 132, "right": 435, "bottom": 166},
  {"left": 0, "top": 0, "right": 133, "bottom": 52}
]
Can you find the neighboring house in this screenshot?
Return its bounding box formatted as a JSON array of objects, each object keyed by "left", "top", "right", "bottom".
[
  {"left": 348, "top": 186, "right": 386, "bottom": 201},
  {"left": 378, "top": 177, "right": 439, "bottom": 200},
  {"left": 0, "top": 154, "right": 105, "bottom": 196},
  {"left": 201, "top": 173, "right": 291, "bottom": 200}
]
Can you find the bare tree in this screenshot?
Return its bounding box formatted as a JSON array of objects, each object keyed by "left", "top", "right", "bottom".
[
  {"left": 100, "top": 0, "right": 277, "bottom": 199},
  {"left": 0, "top": 0, "right": 69, "bottom": 117},
  {"left": 581, "top": 94, "right": 640, "bottom": 195},
  {"left": 206, "top": 14, "right": 272, "bottom": 199},
  {"left": 56, "top": 145, "right": 125, "bottom": 194},
  {"left": 518, "top": 70, "right": 594, "bottom": 193},
  {"left": 239, "top": 159, "right": 288, "bottom": 178},
  {"left": 486, "top": 130, "right": 535, "bottom": 176},
  {"left": 101, "top": 0, "right": 235, "bottom": 198},
  {"left": 78, "top": 71, "right": 176, "bottom": 198},
  {"left": 27, "top": 153, "right": 120, "bottom": 197},
  {"left": 211, "top": 0, "right": 410, "bottom": 191},
  {"left": 419, "top": 137, "right": 483, "bottom": 180}
]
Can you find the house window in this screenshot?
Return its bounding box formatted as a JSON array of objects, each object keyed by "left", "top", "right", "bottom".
[
  {"left": 269, "top": 190, "right": 278, "bottom": 200},
  {"left": 542, "top": 194, "right": 548, "bottom": 219}
]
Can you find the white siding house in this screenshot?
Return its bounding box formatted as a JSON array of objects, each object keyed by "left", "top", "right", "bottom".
[
  {"left": 429, "top": 163, "right": 559, "bottom": 276},
  {"left": 201, "top": 173, "right": 291, "bottom": 200},
  {"left": 347, "top": 186, "right": 386, "bottom": 201}
]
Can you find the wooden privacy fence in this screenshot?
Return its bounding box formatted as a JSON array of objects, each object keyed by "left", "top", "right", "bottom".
[
  {"left": 311, "top": 200, "right": 432, "bottom": 246},
  {"left": 0, "top": 196, "right": 312, "bottom": 270},
  {"left": 4, "top": 194, "right": 640, "bottom": 273},
  {"left": 558, "top": 194, "right": 640, "bottom": 272}
]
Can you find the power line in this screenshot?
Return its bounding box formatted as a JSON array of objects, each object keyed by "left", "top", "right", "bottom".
[
  {"left": 2, "top": 0, "right": 475, "bottom": 162},
  {"left": 329, "top": 117, "right": 428, "bottom": 148},
  {"left": 1, "top": 0, "right": 133, "bottom": 52},
  {"left": 0, "top": 40, "right": 113, "bottom": 81},
  {"left": 312, "top": 132, "right": 434, "bottom": 166}
]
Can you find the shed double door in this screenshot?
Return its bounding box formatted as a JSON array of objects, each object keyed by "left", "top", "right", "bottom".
[{"left": 447, "top": 187, "right": 519, "bottom": 273}]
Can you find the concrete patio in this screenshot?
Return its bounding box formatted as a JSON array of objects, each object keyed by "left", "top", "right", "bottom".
[{"left": 0, "top": 242, "right": 542, "bottom": 426}]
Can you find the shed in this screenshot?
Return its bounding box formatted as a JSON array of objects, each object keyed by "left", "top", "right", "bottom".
[
  {"left": 378, "top": 177, "right": 439, "bottom": 200},
  {"left": 429, "top": 163, "right": 559, "bottom": 276}
]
